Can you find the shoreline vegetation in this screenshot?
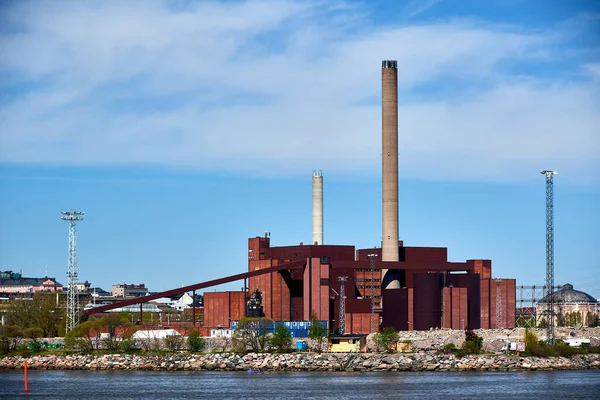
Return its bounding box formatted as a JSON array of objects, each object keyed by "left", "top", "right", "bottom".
[
  {"left": 3, "top": 314, "right": 600, "bottom": 373},
  {"left": 1, "top": 352, "right": 600, "bottom": 372}
]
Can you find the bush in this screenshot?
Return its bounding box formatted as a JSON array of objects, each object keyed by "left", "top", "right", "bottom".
[
  {"left": 459, "top": 340, "right": 481, "bottom": 356},
  {"left": 23, "top": 327, "right": 44, "bottom": 340},
  {"left": 526, "top": 343, "right": 556, "bottom": 357},
  {"left": 188, "top": 331, "right": 206, "bottom": 352},
  {"left": 587, "top": 346, "right": 600, "bottom": 354},
  {"left": 464, "top": 327, "right": 482, "bottom": 350},
  {"left": 554, "top": 340, "right": 578, "bottom": 357},
  {"left": 0, "top": 325, "right": 24, "bottom": 355},
  {"left": 523, "top": 329, "right": 538, "bottom": 348},
  {"left": 164, "top": 335, "right": 185, "bottom": 351},
  {"left": 457, "top": 327, "right": 483, "bottom": 356},
  {"left": 308, "top": 310, "right": 327, "bottom": 353},
  {"left": 102, "top": 336, "right": 121, "bottom": 352},
  {"left": 443, "top": 343, "right": 457, "bottom": 353},
  {"left": 233, "top": 317, "right": 273, "bottom": 352},
  {"left": 120, "top": 338, "right": 138, "bottom": 353},
  {"left": 374, "top": 327, "right": 399, "bottom": 353},
  {"left": 271, "top": 323, "right": 292, "bottom": 353}
]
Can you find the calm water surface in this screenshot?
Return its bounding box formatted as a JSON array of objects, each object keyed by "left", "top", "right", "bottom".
[{"left": 1, "top": 370, "right": 599, "bottom": 399}]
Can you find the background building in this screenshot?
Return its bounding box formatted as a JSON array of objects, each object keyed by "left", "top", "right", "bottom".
[
  {"left": 0, "top": 270, "right": 63, "bottom": 294},
  {"left": 536, "top": 284, "right": 599, "bottom": 327},
  {"left": 112, "top": 283, "right": 149, "bottom": 298}
]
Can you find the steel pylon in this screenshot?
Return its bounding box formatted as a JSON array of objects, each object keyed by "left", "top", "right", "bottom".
[
  {"left": 61, "top": 210, "right": 84, "bottom": 332},
  {"left": 541, "top": 170, "right": 556, "bottom": 344}
]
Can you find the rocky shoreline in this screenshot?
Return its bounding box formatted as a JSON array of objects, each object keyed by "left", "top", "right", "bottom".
[{"left": 2, "top": 353, "right": 599, "bottom": 372}]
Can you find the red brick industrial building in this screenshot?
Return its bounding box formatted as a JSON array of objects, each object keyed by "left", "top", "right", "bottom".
[{"left": 201, "top": 235, "right": 516, "bottom": 334}]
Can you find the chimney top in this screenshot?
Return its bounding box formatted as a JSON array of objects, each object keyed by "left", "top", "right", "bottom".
[{"left": 382, "top": 60, "right": 397, "bottom": 68}]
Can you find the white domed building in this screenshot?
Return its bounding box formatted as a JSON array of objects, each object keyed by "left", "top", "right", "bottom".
[{"left": 536, "top": 284, "right": 599, "bottom": 327}]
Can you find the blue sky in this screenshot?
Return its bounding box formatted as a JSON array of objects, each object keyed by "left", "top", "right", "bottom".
[{"left": 0, "top": 0, "right": 598, "bottom": 298}]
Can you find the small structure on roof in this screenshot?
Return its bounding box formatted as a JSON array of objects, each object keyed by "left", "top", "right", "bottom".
[{"left": 328, "top": 334, "right": 367, "bottom": 353}]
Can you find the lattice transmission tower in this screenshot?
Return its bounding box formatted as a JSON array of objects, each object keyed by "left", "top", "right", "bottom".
[
  {"left": 61, "top": 209, "right": 84, "bottom": 332},
  {"left": 368, "top": 254, "right": 378, "bottom": 333},
  {"left": 541, "top": 170, "right": 557, "bottom": 344},
  {"left": 338, "top": 276, "right": 348, "bottom": 335},
  {"left": 496, "top": 279, "right": 502, "bottom": 328}
]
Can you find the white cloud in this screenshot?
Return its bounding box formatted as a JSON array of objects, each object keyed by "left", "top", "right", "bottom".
[{"left": 0, "top": 0, "right": 598, "bottom": 183}]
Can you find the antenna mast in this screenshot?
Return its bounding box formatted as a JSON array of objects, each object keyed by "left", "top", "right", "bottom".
[
  {"left": 541, "top": 170, "right": 557, "bottom": 344},
  {"left": 61, "top": 209, "right": 84, "bottom": 332}
]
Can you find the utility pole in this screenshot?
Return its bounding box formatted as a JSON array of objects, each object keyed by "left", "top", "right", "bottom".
[
  {"left": 338, "top": 276, "right": 348, "bottom": 335},
  {"left": 368, "top": 254, "right": 378, "bottom": 333},
  {"left": 61, "top": 209, "right": 84, "bottom": 332},
  {"left": 496, "top": 279, "right": 502, "bottom": 328},
  {"left": 541, "top": 170, "right": 557, "bottom": 344}
]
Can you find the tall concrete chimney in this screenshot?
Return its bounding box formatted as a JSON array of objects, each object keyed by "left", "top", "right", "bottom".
[
  {"left": 381, "top": 60, "right": 401, "bottom": 289},
  {"left": 312, "top": 170, "right": 323, "bottom": 245}
]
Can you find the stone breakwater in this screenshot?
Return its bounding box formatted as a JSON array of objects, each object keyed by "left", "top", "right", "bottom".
[{"left": 1, "top": 353, "right": 599, "bottom": 372}]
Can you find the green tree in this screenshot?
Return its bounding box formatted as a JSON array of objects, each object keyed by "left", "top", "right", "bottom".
[
  {"left": 373, "top": 326, "right": 399, "bottom": 353},
  {"left": 99, "top": 313, "right": 130, "bottom": 351},
  {"left": 271, "top": 323, "right": 292, "bottom": 352},
  {"left": 2, "top": 293, "right": 65, "bottom": 337},
  {"left": 0, "top": 325, "right": 24, "bottom": 355},
  {"left": 188, "top": 330, "right": 206, "bottom": 352},
  {"left": 164, "top": 334, "right": 185, "bottom": 351},
  {"left": 65, "top": 319, "right": 103, "bottom": 353},
  {"left": 586, "top": 313, "right": 598, "bottom": 327},
  {"left": 23, "top": 327, "right": 44, "bottom": 340},
  {"left": 308, "top": 310, "right": 328, "bottom": 353},
  {"left": 233, "top": 317, "right": 273, "bottom": 352},
  {"left": 460, "top": 327, "right": 482, "bottom": 354}
]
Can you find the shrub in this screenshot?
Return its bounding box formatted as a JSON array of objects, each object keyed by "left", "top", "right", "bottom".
[
  {"left": 271, "top": 323, "right": 292, "bottom": 353},
  {"left": 308, "top": 310, "right": 327, "bottom": 353},
  {"left": 459, "top": 340, "right": 480, "bottom": 356},
  {"left": 523, "top": 328, "right": 538, "bottom": 348},
  {"left": 120, "top": 338, "right": 138, "bottom": 353},
  {"left": 587, "top": 346, "right": 600, "bottom": 354},
  {"left": 164, "top": 335, "right": 185, "bottom": 351},
  {"left": 23, "top": 327, "right": 44, "bottom": 340},
  {"left": 0, "top": 325, "right": 24, "bottom": 355},
  {"left": 188, "top": 331, "right": 206, "bottom": 352},
  {"left": 102, "top": 336, "right": 121, "bottom": 352},
  {"left": 233, "top": 317, "right": 274, "bottom": 352},
  {"left": 464, "top": 327, "right": 482, "bottom": 350},
  {"left": 443, "top": 343, "right": 457, "bottom": 353},
  {"left": 457, "top": 326, "right": 482, "bottom": 356},
  {"left": 554, "top": 340, "right": 578, "bottom": 357},
  {"left": 374, "top": 327, "right": 399, "bottom": 353}
]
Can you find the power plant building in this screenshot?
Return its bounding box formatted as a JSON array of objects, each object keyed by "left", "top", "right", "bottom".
[{"left": 181, "top": 59, "right": 517, "bottom": 333}]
